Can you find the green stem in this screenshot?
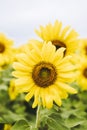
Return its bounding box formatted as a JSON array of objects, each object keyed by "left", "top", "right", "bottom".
[{"left": 35, "top": 104, "right": 41, "bottom": 128}]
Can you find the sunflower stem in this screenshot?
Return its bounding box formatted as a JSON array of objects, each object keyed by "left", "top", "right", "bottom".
[{"left": 35, "top": 104, "right": 41, "bottom": 128}]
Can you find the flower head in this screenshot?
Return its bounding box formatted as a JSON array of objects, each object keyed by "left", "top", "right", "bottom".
[
  {"left": 0, "top": 33, "right": 14, "bottom": 67},
  {"left": 4, "top": 124, "right": 11, "bottom": 130},
  {"left": 76, "top": 57, "right": 87, "bottom": 90},
  {"left": 13, "top": 42, "right": 77, "bottom": 109},
  {"left": 8, "top": 79, "right": 18, "bottom": 100},
  {"left": 79, "top": 39, "right": 87, "bottom": 57},
  {"left": 35, "top": 20, "right": 80, "bottom": 56}
]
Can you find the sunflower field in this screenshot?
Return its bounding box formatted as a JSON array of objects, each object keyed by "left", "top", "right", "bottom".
[{"left": 0, "top": 20, "right": 87, "bottom": 130}]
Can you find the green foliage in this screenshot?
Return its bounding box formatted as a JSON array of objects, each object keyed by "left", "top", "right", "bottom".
[
  {"left": 11, "top": 120, "right": 30, "bottom": 130},
  {"left": 0, "top": 66, "right": 87, "bottom": 130}
]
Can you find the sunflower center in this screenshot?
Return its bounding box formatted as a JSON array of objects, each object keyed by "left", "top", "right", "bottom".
[
  {"left": 32, "top": 62, "right": 57, "bottom": 87},
  {"left": 83, "top": 68, "right": 87, "bottom": 78},
  {"left": 40, "top": 68, "right": 50, "bottom": 79},
  {"left": 52, "top": 40, "right": 66, "bottom": 49},
  {"left": 0, "top": 43, "right": 5, "bottom": 53}
]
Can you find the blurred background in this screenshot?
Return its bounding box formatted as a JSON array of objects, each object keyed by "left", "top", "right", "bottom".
[{"left": 0, "top": 0, "right": 87, "bottom": 46}]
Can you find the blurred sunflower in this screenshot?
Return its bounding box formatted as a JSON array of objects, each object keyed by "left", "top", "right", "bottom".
[
  {"left": 35, "top": 20, "right": 80, "bottom": 55},
  {"left": 77, "top": 57, "right": 87, "bottom": 90},
  {"left": 79, "top": 39, "right": 87, "bottom": 57},
  {"left": 21, "top": 40, "right": 43, "bottom": 54},
  {"left": 4, "top": 124, "right": 11, "bottom": 130},
  {"left": 13, "top": 42, "right": 77, "bottom": 109},
  {"left": 13, "top": 42, "right": 43, "bottom": 62},
  {"left": 0, "top": 33, "right": 14, "bottom": 67},
  {"left": 8, "top": 79, "right": 18, "bottom": 100},
  {"left": 12, "top": 45, "right": 26, "bottom": 62}
]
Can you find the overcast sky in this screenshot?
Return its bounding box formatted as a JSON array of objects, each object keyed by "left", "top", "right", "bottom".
[{"left": 0, "top": 0, "right": 87, "bottom": 46}]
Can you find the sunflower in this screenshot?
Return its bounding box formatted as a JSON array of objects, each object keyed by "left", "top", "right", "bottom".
[
  {"left": 0, "top": 33, "right": 14, "bottom": 67},
  {"left": 19, "top": 40, "right": 43, "bottom": 55},
  {"left": 13, "top": 41, "right": 43, "bottom": 62},
  {"left": 13, "top": 42, "right": 77, "bottom": 109},
  {"left": 12, "top": 45, "right": 26, "bottom": 62},
  {"left": 4, "top": 124, "right": 11, "bottom": 130},
  {"left": 35, "top": 20, "right": 80, "bottom": 56},
  {"left": 79, "top": 39, "right": 87, "bottom": 57},
  {"left": 8, "top": 79, "right": 18, "bottom": 100},
  {"left": 77, "top": 57, "right": 87, "bottom": 90}
]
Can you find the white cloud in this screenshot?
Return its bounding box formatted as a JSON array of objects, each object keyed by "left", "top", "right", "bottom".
[{"left": 0, "top": 0, "right": 87, "bottom": 46}]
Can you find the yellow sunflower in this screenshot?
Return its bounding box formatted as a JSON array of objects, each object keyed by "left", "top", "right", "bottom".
[
  {"left": 13, "top": 42, "right": 77, "bottom": 109},
  {"left": 13, "top": 41, "right": 43, "bottom": 62},
  {"left": 8, "top": 79, "right": 18, "bottom": 100},
  {"left": 79, "top": 39, "right": 87, "bottom": 57},
  {"left": 77, "top": 57, "right": 87, "bottom": 90},
  {"left": 0, "top": 33, "right": 14, "bottom": 66},
  {"left": 12, "top": 45, "right": 25, "bottom": 62},
  {"left": 4, "top": 124, "right": 11, "bottom": 130},
  {"left": 35, "top": 20, "right": 80, "bottom": 55}
]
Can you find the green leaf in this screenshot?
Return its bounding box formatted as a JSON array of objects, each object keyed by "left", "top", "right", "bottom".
[
  {"left": 0, "top": 110, "right": 25, "bottom": 124},
  {"left": 72, "top": 120, "right": 87, "bottom": 130},
  {"left": 11, "top": 120, "right": 30, "bottom": 130},
  {"left": 47, "top": 117, "right": 69, "bottom": 130},
  {"left": 0, "top": 90, "right": 9, "bottom": 104},
  {"left": 65, "top": 115, "right": 85, "bottom": 128}
]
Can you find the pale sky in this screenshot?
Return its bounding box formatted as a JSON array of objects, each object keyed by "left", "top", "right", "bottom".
[{"left": 0, "top": 0, "right": 87, "bottom": 46}]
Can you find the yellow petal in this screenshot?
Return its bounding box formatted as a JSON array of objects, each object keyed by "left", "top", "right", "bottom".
[
  {"left": 12, "top": 71, "right": 30, "bottom": 78},
  {"left": 56, "top": 21, "right": 62, "bottom": 37},
  {"left": 15, "top": 77, "right": 32, "bottom": 87},
  {"left": 57, "top": 82, "right": 77, "bottom": 94},
  {"left": 44, "top": 88, "right": 53, "bottom": 109},
  {"left": 53, "top": 86, "right": 68, "bottom": 99},
  {"left": 53, "top": 47, "right": 66, "bottom": 64},
  {"left": 13, "top": 62, "right": 32, "bottom": 72},
  {"left": 49, "top": 86, "right": 62, "bottom": 106},
  {"left": 25, "top": 87, "right": 35, "bottom": 101},
  {"left": 32, "top": 87, "right": 40, "bottom": 108},
  {"left": 64, "top": 30, "right": 79, "bottom": 43},
  {"left": 60, "top": 26, "right": 70, "bottom": 39},
  {"left": 41, "top": 42, "right": 56, "bottom": 61},
  {"left": 17, "top": 53, "right": 34, "bottom": 66}
]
